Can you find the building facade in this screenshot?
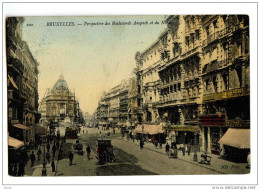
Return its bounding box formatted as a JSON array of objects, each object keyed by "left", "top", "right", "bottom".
[
  {"left": 134, "top": 15, "right": 249, "bottom": 158},
  {"left": 199, "top": 15, "right": 249, "bottom": 158},
  {"left": 38, "top": 75, "right": 82, "bottom": 125},
  {"left": 97, "top": 79, "right": 132, "bottom": 127},
  {"left": 7, "top": 17, "right": 39, "bottom": 143}
]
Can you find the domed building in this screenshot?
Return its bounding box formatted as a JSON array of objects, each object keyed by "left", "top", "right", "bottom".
[{"left": 39, "top": 75, "right": 80, "bottom": 124}]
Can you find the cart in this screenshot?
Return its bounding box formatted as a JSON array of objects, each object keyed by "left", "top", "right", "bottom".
[
  {"left": 96, "top": 137, "right": 115, "bottom": 164},
  {"left": 168, "top": 148, "right": 178, "bottom": 158}
]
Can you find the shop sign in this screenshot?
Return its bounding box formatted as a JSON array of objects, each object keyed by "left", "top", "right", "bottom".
[
  {"left": 203, "top": 87, "right": 250, "bottom": 102},
  {"left": 199, "top": 114, "right": 225, "bottom": 126},
  {"left": 226, "top": 117, "right": 250, "bottom": 128}
]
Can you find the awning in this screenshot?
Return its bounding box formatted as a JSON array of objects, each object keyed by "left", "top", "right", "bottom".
[
  {"left": 8, "top": 136, "right": 24, "bottom": 148},
  {"left": 8, "top": 75, "right": 18, "bottom": 89},
  {"left": 134, "top": 124, "right": 163, "bottom": 135},
  {"left": 218, "top": 128, "right": 250, "bottom": 149},
  {"left": 13, "top": 123, "right": 30, "bottom": 130},
  {"left": 163, "top": 125, "right": 200, "bottom": 132}
]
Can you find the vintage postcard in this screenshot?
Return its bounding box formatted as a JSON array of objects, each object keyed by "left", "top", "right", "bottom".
[{"left": 6, "top": 15, "right": 250, "bottom": 178}]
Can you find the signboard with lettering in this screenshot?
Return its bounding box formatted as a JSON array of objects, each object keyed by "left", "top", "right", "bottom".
[
  {"left": 199, "top": 115, "right": 225, "bottom": 126},
  {"left": 203, "top": 87, "right": 250, "bottom": 102}
]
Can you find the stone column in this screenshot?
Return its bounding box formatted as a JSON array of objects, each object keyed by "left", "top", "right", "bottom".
[
  {"left": 219, "top": 127, "right": 225, "bottom": 155},
  {"left": 207, "top": 127, "right": 211, "bottom": 154},
  {"left": 201, "top": 127, "right": 205, "bottom": 152}
]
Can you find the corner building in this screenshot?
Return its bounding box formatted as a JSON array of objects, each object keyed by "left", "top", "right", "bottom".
[{"left": 199, "top": 15, "right": 249, "bottom": 160}]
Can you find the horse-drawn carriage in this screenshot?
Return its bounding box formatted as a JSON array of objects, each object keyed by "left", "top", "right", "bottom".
[{"left": 96, "top": 137, "right": 115, "bottom": 164}]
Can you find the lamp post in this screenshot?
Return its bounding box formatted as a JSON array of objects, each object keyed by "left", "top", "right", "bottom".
[
  {"left": 193, "top": 132, "right": 198, "bottom": 162},
  {"left": 142, "top": 125, "right": 144, "bottom": 141},
  {"left": 42, "top": 137, "right": 47, "bottom": 176}
]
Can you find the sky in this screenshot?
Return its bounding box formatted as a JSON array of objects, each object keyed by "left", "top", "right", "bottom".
[{"left": 22, "top": 16, "right": 167, "bottom": 114}]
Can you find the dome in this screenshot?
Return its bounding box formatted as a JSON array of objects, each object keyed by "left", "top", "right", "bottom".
[{"left": 51, "top": 75, "right": 69, "bottom": 92}]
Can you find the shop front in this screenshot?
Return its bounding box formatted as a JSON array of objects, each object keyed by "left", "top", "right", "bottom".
[
  {"left": 134, "top": 124, "right": 164, "bottom": 142},
  {"left": 163, "top": 125, "right": 201, "bottom": 149},
  {"left": 199, "top": 114, "right": 227, "bottom": 154}
]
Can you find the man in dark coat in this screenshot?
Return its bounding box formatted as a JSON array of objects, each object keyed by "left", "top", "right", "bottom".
[
  {"left": 46, "top": 151, "right": 50, "bottom": 163},
  {"left": 165, "top": 142, "right": 170, "bottom": 154},
  {"left": 56, "top": 141, "right": 60, "bottom": 150},
  {"left": 187, "top": 143, "right": 191, "bottom": 155},
  {"left": 51, "top": 159, "right": 55, "bottom": 172},
  {"left": 86, "top": 145, "right": 91, "bottom": 160},
  {"left": 140, "top": 140, "right": 144, "bottom": 149},
  {"left": 30, "top": 151, "right": 36, "bottom": 167},
  {"left": 69, "top": 151, "right": 74, "bottom": 166},
  {"left": 52, "top": 144, "right": 57, "bottom": 157},
  {"left": 37, "top": 148, "right": 42, "bottom": 161},
  {"left": 46, "top": 143, "right": 50, "bottom": 152}
]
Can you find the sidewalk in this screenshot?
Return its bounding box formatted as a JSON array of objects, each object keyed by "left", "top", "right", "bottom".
[
  {"left": 117, "top": 137, "right": 250, "bottom": 174},
  {"left": 31, "top": 162, "right": 57, "bottom": 176}
]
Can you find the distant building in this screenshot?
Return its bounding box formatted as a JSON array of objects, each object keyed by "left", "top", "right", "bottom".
[
  {"left": 96, "top": 78, "right": 132, "bottom": 127},
  {"left": 39, "top": 75, "right": 80, "bottom": 124}
]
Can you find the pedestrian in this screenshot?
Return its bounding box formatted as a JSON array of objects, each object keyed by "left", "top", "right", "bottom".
[
  {"left": 152, "top": 136, "right": 155, "bottom": 144},
  {"left": 159, "top": 142, "right": 162, "bottom": 149},
  {"left": 30, "top": 151, "right": 36, "bottom": 167},
  {"left": 56, "top": 141, "right": 60, "bottom": 150},
  {"left": 37, "top": 148, "right": 42, "bottom": 161},
  {"left": 86, "top": 145, "right": 91, "bottom": 160},
  {"left": 155, "top": 140, "right": 158, "bottom": 149},
  {"left": 52, "top": 144, "right": 57, "bottom": 157},
  {"left": 18, "top": 161, "right": 25, "bottom": 176},
  {"left": 182, "top": 144, "right": 186, "bottom": 156},
  {"left": 23, "top": 151, "right": 29, "bottom": 165},
  {"left": 51, "top": 159, "right": 55, "bottom": 172},
  {"left": 69, "top": 151, "right": 74, "bottom": 166},
  {"left": 47, "top": 143, "right": 50, "bottom": 152},
  {"left": 57, "top": 131, "right": 60, "bottom": 141},
  {"left": 83, "top": 130, "right": 84, "bottom": 134},
  {"left": 165, "top": 142, "right": 170, "bottom": 154},
  {"left": 113, "top": 128, "right": 115, "bottom": 134},
  {"left": 46, "top": 151, "right": 51, "bottom": 163},
  {"left": 187, "top": 143, "right": 191, "bottom": 156},
  {"left": 140, "top": 139, "right": 144, "bottom": 149}
]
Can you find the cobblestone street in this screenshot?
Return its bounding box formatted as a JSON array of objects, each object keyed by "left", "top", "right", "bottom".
[{"left": 24, "top": 127, "right": 249, "bottom": 176}]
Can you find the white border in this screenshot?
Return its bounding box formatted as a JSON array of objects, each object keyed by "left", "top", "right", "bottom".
[{"left": 1, "top": 1, "right": 258, "bottom": 188}]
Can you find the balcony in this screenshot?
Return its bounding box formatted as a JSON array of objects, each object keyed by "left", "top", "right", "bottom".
[
  {"left": 7, "top": 56, "right": 24, "bottom": 74},
  {"left": 202, "top": 27, "right": 229, "bottom": 47},
  {"left": 202, "top": 58, "right": 229, "bottom": 74},
  {"left": 181, "top": 46, "right": 200, "bottom": 60}
]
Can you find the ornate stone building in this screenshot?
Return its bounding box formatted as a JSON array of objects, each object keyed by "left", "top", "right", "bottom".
[
  {"left": 135, "top": 15, "right": 250, "bottom": 160},
  {"left": 7, "top": 17, "right": 40, "bottom": 143},
  {"left": 39, "top": 75, "right": 79, "bottom": 124},
  {"left": 199, "top": 15, "right": 249, "bottom": 159},
  {"left": 96, "top": 79, "right": 132, "bottom": 126}
]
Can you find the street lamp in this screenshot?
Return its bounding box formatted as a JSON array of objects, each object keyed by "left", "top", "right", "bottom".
[
  {"left": 193, "top": 132, "right": 198, "bottom": 162},
  {"left": 42, "top": 137, "right": 47, "bottom": 176},
  {"left": 142, "top": 125, "right": 144, "bottom": 141}
]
